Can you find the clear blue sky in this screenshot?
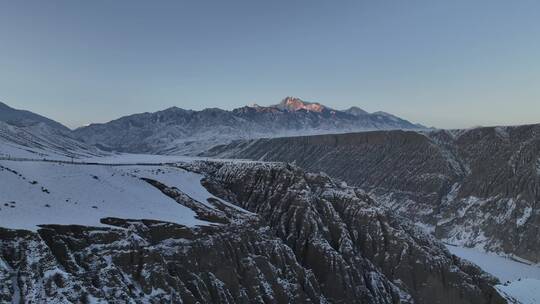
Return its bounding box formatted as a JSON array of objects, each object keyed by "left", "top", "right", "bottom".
[{"left": 1, "top": 0, "right": 539, "bottom": 129}]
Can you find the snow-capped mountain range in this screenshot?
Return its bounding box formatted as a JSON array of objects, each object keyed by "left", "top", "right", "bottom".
[
  {"left": 73, "top": 97, "right": 426, "bottom": 155},
  {"left": 1, "top": 99, "right": 537, "bottom": 303}
]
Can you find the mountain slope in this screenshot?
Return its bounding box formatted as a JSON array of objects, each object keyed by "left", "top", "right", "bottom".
[
  {"left": 74, "top": 97, "right": 425, "bottom": 155},
  {"left": 203, "top": 124, "right": 540, "bottom": 264},
  {"left": 0, "top": 103, "right": 105, "bottom": 160},
  {"left": 0, "top": 102, "right": 69, "bottom": 131},
  {"left": 0, "top": 158, "right": 505, "bottom": 303}
]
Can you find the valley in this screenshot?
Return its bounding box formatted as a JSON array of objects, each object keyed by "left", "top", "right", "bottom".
[{"left": 0, "top": 101, "right": 538, "bottom": 303}]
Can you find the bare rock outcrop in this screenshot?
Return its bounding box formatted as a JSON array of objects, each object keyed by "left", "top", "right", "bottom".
[{"left": 203, "top": 124, "right": 540, "bottom": 263}]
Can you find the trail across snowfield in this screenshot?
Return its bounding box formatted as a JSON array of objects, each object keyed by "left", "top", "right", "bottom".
[
  {"left": 0, "top": 158, "right": 243, "bottom": 231},
  {"left": 447, "top": 245, "right": 540, "bottom": 304}
]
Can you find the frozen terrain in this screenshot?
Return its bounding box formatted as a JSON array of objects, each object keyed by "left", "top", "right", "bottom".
[
  {"left": 80, "top": 153, "right": 256, "bottom": 165},
  {"left": 0, "top": 121, "right": 105, "bottom": 161},
  {"left": 0, "top": 159, "right": 242, "bottom": 231},
  {"left": 207, "top": 125, "right": 540, "bottom": 264},
  {"left": 447, "top": 245, "right": 540, "bottom": 304},
  {"left": 0, "top": 159, "right": 506, "bottom": 303},
  {"left": 497, "top": 279, "right": 540, "bottom": 304},
  {"left": 0, "top": 101, "right": 532, "bottom": 302},
  {"left": 74, "top": 97, "right": 425, "bottom": 155}
]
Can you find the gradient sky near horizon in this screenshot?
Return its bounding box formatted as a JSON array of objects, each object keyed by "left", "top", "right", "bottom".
[{"left": 1, "top": 0, "right": 539, "bottom": 129}]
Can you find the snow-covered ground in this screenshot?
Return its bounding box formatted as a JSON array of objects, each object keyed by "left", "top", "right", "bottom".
[
  {"left": 0, "top": 159, "right": 238, "bottom": 231},
  {"left": 3, "top": 134, "right": 539, "bottom": 303},
  {"left": 0, "top": 133, "right": 261, "bottom": 232},
  {"left": 0, "top": 121, "right": 104, "bottom": 161},
  {"left": 497, "top": 279, "right": 540, "bottom": 304},
  {"left": 446, "top": 245, "right": 540, "bottom": 304},
  {"left": 121, "top": 165, "right": 253, "bottom": 214},
  {"left": 80, "top": 153, "right": 259, "bottom": 165},
  {"left": 446, "top": 245, "right": 540, "bottom": 282},
  {"left": 80, "top": 153, "right": 199, "bottom": 164}
]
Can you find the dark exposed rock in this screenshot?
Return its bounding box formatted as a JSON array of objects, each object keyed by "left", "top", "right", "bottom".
[
  {"left": 195, "top": 161, "right": 505, "bottom": 304},
  {"left": 203, "top": 124, "right": 540, "bottom": 263},
  {"left": 0, "top": 161, "right": 506, "bottom": 303},
  {"left": 1, "top": 219, "right": 325, "bottom": 303}
]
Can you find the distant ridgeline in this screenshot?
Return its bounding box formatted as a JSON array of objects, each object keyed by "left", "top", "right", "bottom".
[{"left": 73, "top": 96, "right": 425, "bottom": 155}]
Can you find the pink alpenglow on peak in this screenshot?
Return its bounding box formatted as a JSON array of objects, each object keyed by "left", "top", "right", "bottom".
[{"left": 275, "top": 97, "right": 328, "bottom": 112}]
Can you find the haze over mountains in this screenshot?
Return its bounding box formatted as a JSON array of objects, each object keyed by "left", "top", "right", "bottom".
[
  {"left": 0, "top": 97, "right": 425, "bottom": 157},
  {"left": 73, "top": 97, "right": 425, "bottom": 155}
]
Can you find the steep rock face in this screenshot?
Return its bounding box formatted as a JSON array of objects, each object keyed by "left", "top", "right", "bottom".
[
  {"left": 436, "top": 125, "right": 540, "bottom": 262},
  {"left": 74, "top": 97, "right": 424, "bottom": 155},
  {"left": 0, "top": 161, "right": 505, "bottom": 303},
  {"left": 195, "top": 162, "right": 504, "bottom": 304},
  {"left": 0, "top": 223, "right": 325, "bottom": 303},
  {"left": 203, "top": 130, "right": 460, "bottom": 225},
  {"left": 0, "top": 173, "right": 326, "bottom": 304},
  {"left": 203, "top": 125, "right": 540, "bottom": 263}
]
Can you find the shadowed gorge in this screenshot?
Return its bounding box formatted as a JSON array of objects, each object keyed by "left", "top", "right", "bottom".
[{"left": 204, "top": 125, "right": 540, "bottom": 263}]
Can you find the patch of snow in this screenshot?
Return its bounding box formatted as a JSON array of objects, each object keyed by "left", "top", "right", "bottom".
[
  {"left": 458, "top": 196, "right": 481, "bottom": 218},
  {"left": 443, "top": 224, "right": 491, "bottom": 251},
  {"left": 414, "top": 222, "right": 435, "bottom": 234},
  {"left": 443, "top": 183, "right": 460, "bottom": 204},
  {"left": 494, "top": 126, "right": 509, "bottom": 140},
  {"left": 446, "top": 245, "right": 540, "bottom": 304},
  {"left": 438, "top": 196, "right": 482, "bottom": 226},
  {"left": 0, "top": 121, "right": 104, "bottom": 161},
  {"left": 517, "top": 207, "right": 532, "bottom": 227},
  {"left": 81, "top": 153, "right": 198, "bottom": 164},
  {"left": 81, "top": 153, "right": 261, "bottom": 166},
  {"left": 124, "top": 166, "right": 218, "bottom": 209},
  {"left": 496, "top": 279, "right": 540, "bottom": 304},
  {"left": 446, "top": 245, "right": 540, "bottom": 282},
  {"left": 497, "top": 198, "right": 517, "bottom": 224},
  {"left": 120, "top": 166, "right": 253, "bottom": 214},
  {"left": 0, "top": 160, "right": 211, "bottom": 231},
  {"left": 11, "top": 272, "right": 20, "bottom": 304},
  {"left": 86, "top": 294, "right": 107, "bottom": 304}
]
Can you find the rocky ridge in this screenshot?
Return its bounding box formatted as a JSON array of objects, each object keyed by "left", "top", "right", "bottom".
[
  {"left": 203, "top": 124, "right": 540, "bottom": 263},
  {"left": 0, "top": 161, "right": 505, "bottom": 303}
]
